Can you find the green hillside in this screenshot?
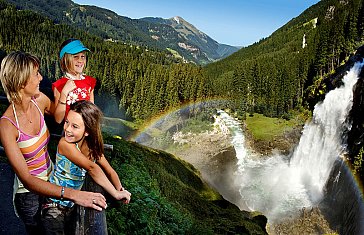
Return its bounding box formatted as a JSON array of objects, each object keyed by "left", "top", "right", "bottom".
[
  {"left": 101, "top": 134, "right": 267, "bottom": 234},
  {"left": 202, "top": 0, "right": 364, "bottom": 179},
  {"left": 0, "top": 130, "right": 268, "bottom": 234}
]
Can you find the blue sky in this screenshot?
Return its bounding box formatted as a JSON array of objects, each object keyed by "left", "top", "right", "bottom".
[{"left": 73, "top": 0, "right": 320, "bottom": 47}]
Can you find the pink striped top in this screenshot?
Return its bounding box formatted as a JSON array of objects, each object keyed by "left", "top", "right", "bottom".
[{"left": 0, "top": 99, "right": 53, "bottom": 193}]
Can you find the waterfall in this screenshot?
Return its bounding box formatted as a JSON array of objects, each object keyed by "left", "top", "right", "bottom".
[
  {"left": 218, "top": 61, "right": 364, "bottom": 223},
  {"left": 216, "top": 110, "right": 249, "bottom": 164}
]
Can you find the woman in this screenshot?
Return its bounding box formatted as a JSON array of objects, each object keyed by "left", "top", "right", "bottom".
[{"left": 0, "top": 51, "right": 106, "bottom": 234}]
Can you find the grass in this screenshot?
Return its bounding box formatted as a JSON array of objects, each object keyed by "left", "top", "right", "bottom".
[
  {"left": 245, "top": 113, "right": 303, "bottom": 141},
  {"left": 102, "top": 116, "right": 138, "bottom": 138},
  {"left": 179, "top": 118, "right": 214, "bottom": 134},
  {"left": 166, "top": 47, "right": 183, "bottom": 59}
]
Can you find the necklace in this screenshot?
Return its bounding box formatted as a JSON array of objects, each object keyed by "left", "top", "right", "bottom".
[
  {"left": 25, "top": 114, "right": 32, "bottom": 123},
  {"left": 20, "top": 104, "right": 33, "bottom": 123}
]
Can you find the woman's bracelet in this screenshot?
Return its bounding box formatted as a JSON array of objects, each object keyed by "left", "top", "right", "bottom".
[
  {"left": 60, "top": 186, "right": 65, "bottom": 201},
  {"left": 58, "top": 100, "right": 66, "bottom": 105}
]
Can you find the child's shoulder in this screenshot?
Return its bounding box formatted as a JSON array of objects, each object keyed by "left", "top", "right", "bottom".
[
  {"left": 52, "top": 77, "right": 69, "bottom": 91},
  {"left": 58, "top": 137, "right": 75, "bottom": 151}
]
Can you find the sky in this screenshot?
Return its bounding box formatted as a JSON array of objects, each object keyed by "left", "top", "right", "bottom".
[{"left": 73, "top": 0, "right": 320, "bottom": 47}]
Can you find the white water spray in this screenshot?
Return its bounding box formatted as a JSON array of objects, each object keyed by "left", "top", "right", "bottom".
[{"left": 218, "top": 62, "right": 364, "bottom": 222}]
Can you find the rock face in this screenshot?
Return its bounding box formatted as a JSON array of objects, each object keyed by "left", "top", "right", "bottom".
[
  {"left": 348, "top": 77, "right": 364, "bottom": 157},
  {"left": 320, "top": 160, "right": 364, "bottom": 235},
  {"left": 166, "top": 126, "right": 250, "bottom": 208},
  {"left": 247, "top": 126, "right": 303, "bottom": 156},
  {"left": 267, "top": 207, "right": 335, "bottom": 235}
]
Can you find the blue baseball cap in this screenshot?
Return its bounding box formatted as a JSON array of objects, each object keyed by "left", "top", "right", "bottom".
[{"left": 59, "top": 39, "right": 90, "bottom": 59}]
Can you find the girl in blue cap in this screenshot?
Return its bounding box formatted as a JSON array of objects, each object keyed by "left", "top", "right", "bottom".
[{"left": 53, "top": 39, "right": 97, "bottom": 123}]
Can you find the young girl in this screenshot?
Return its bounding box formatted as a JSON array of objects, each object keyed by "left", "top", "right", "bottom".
[
  {"left": 53, "top": 38, "right": 97, "bottom": 123},
  {"left": 42, "top": 100, "right": 131, "bottom": 234},
  {"left": 0, "top": 51, "right": 106, "bottom": 235}
]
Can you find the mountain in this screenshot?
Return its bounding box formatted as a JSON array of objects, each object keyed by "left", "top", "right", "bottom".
[
  {"left": 4, "top": 0, "right": 238, "bottom": 65},
  {"left": 140, "top": 16, "right": 239, "bottom": 63}
]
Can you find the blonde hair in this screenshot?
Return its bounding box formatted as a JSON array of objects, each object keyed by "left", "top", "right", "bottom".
[
  {"left": 59, "top": 52, "right": 88, "bottom": 76},
  {"left": 0, "top": 51, "right": 40, "bottom": 103},
  {"left": 60, "top": 52, "right": 75, "bottom": 74}
]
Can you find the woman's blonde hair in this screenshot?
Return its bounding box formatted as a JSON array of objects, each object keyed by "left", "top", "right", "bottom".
[{"left": 0, "top": 51, "right": 40, "bottom": 103}]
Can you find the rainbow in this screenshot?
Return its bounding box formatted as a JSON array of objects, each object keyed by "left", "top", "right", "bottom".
[
  {"left": 345, "top": 160, "right": 364, "bottom": 199},
  {"left": 128, "top": 98, "right": 230, "bottom": 142}
]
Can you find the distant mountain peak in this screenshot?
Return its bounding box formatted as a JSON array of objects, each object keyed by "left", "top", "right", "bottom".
[
  {"left": 173, "top": 16, "right": 182, "bottom": 24},
  {"left": 169, "top": 16, "right": 203, "bottom": 37},
  {"left": 140, "top": 16, "right": 239, "bottom": 64}
]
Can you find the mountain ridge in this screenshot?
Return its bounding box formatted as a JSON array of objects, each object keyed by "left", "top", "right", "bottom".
[
  {"left": 140, "top": 16, "right": 239, "bottom": 62},
  {"left": 4, "top": 0, "right": 239, "bottom": 64}
]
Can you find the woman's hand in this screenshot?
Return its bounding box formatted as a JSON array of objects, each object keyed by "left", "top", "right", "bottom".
[{"left": 72, "top": 190, "right": 107, "bottom": 211}]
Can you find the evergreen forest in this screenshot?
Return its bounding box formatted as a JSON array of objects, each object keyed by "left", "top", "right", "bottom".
[
  {"left": 204, "top": 0, "right": 364, "bottom": 179},
  {"left": 0, "top": 0, "right": 209, "bottom": 121}
]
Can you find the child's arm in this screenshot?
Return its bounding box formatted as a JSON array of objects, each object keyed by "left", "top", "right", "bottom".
[
  {"left": 58, "top": 138, "right": 131, "bottom": 202},
  {"left": 35, "top": 92, "right": 53, "bottom": 116},
  {"left": 53, "top": 80, "right": 76, "bottom": 123},
  {"left": 96, "top": 155, "right": 124, "bottom": 191},
  {"left": 90, "top": 89, "right": 95, "bottom": 103},
  {"left": 53, "top": 88, "right": 66, "bottom": 123}
]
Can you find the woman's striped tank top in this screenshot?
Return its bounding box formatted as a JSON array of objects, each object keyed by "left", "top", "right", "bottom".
[{"left": 0, "top": 98, "right": 53, "bottom": 193}]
